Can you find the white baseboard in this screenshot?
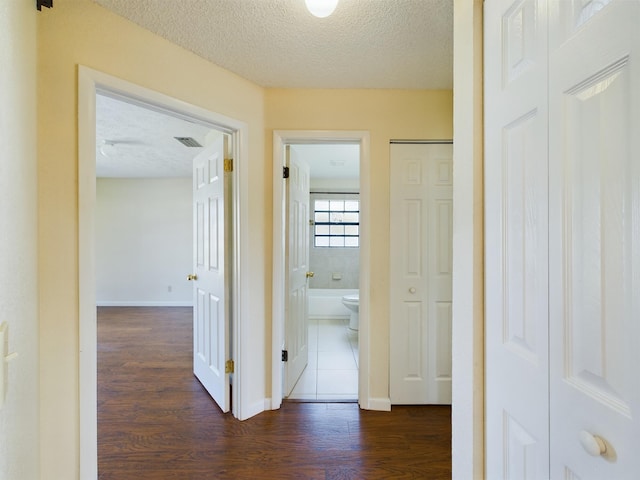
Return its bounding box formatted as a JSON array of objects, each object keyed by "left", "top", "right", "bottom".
[
  {"left": 263, "top": 397, "right": 287, "bottom": 411},
  {"left": 363, "top": 397, "right": 392, "bottom": 411},
  {"left": 96, "top": 300, "right": 193, "bottom": 307},
  {"left": 238, "top": 398, "right": 269, "bottom": 421}
]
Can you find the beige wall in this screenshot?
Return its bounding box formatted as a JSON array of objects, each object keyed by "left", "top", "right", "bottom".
[
  {"left": 0, "top": 0, "right": 39, "bottom": 479},
  {"left": 37, "top": 1, "right": 456, "bottom": 476},
  {"left": 265, "top": 89, "right": 453, "bottom": 400},
  {"left": 37, "top": 1, "right": 265, "bottom": 478}
]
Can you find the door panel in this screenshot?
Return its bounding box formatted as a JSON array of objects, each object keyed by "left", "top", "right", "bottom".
[
  {"left": 486, "top": 1, "right": 638, "bottom": 478},
  {"left": 549, "top": 2, "right": 639, "bottom": 477},
  {"left": 285, "top": 149, "right": 310, "bottom": 396},
  {"left": 484, "top": 0, "right": 550, "bottom": 477},
  {"left": 390, "top": 143, "right": 452, "bottom": 405},
  {"left": 192, "top": 135, "right": 229, "bottom": 412}
]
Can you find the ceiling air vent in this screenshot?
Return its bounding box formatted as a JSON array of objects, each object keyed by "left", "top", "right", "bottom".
[{"left": 174, "top": 137, "right": 203, "bottom": 148}]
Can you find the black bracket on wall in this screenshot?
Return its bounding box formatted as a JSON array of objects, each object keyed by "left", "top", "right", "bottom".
[{"left": 37, "top": 0, "right": 53, "bottom": 11}]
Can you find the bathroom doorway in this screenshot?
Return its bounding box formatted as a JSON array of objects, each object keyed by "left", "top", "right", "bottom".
[
  {"left": 271, "top": 130, "right": 371, "bottom": 408},
  {"left": 287, "top": 143, "right": 360, "bottom": 400}
]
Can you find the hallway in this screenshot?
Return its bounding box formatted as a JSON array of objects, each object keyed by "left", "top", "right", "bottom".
[{"left": 98, "top": 307, "right": 451, "bottom": 479}]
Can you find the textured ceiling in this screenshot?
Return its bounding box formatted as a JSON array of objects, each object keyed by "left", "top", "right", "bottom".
[
  {"left": 92, "top": 0, "right": 453, "bottom": 89},
  {"left": 94, "top": 0, "right": 452, "bottom": 178},
  {"left": 97, "top": 94, "right": 361, "bottom": 179},
  {"left": 96, "top": 93, "right": 214, "bottom": 178}
]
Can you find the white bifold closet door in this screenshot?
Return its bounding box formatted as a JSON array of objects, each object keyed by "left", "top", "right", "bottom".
[
  {"left": 485, "top": 1, "right": 640, "bottom": 478},
  {"left": 389, "top": 142, "right": 453, "bottom": 405},
  {"left": 548, "top": 2, "right": 640, "bottom": 479},
  {"left": 484, "top": 0, "right": 551, "bottom": 477}
]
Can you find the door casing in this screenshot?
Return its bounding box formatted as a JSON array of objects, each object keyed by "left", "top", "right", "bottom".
[
  {"left": 78, "top": 66, "right": 249, "bottom": 479},
  {"left": 272, "top": 130, "right": 371, "bottom": 409}
]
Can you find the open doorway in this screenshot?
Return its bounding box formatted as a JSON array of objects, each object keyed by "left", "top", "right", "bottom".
[
  {"left": 94, "top": 91, "right": 238, "bottom": 411},
  {"left": 271, "top": 130, "right": 371, "bottom": 409},
  {"left": 285, "top": 143, "right": 360, "bottom": 401},
  {"left": 94, "top": 93, "right": 213, "bottom": 308},
  {"left": 78, "top": 66, "right": 250, "bottom": 478}
]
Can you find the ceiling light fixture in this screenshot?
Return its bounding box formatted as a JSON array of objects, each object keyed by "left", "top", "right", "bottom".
[
  {"left": 99, "top": 140, "right": 117, "bottom": 158},
  {"left": 305, "top": 0, "right": 338, "bottom": 18}
]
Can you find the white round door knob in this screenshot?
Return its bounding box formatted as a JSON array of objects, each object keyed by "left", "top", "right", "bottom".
[
  {"left": 579, "top": 430, "right": 607, "bottom": 456},
  {"left": 409, "top": 287, "right": 416, "bottom": 294}
]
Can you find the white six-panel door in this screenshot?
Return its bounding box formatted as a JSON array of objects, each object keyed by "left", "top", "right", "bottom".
[
  {"left": 549, "top": 2, "right": 639, "bottom": 478},
  {"left": 484, "top": 0, "right": 551, "bottom": 477},
  {"left": 390, "top": 142, "right": 453, "bottom": 405},
  {"left": 485, "top": 1, "right": 639, "bottom": 478},
  {"left": 192, "top": 135, "right": 229, "bottom": 413},
  {"left": 285, "top": 150, "right": 310, "bottom": 396}
]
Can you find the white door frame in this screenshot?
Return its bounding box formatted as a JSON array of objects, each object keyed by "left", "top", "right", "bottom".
[
  {"left": 451, "top": 2, "right": 485, "bottom": 479},
  {"left": 78, "top": 66, "right": 249, "bottom": 479},
  {"left": 271, "top": 130, "right": 371, "bottom": 408}
]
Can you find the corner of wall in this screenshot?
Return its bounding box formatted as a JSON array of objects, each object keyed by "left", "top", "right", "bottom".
[{"left": 451, "top": 1, "right": 485, "bottom": 479}]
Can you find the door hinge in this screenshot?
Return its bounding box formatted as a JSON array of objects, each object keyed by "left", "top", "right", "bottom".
[
  {"left": 283, "top": 166, "right": 290, "bottom": 179},
  {"left": 37, "top": 0, "right": 53, "bottom": 11},
  {"left": 281, "top": 350, "right": 288, "bottom": 362},
  {"left": 224, "top": 158, "right": 234, "bottom": 173},
  {"left": 225, "top": 359, "right": 234, "bottom": 374}
]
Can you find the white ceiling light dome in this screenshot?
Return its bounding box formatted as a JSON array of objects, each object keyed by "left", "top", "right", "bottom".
[{"left": 305, "top": 0, "right": 339, "bottom": 18}]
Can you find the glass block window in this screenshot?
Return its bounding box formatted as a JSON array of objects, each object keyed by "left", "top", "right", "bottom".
[{"left": 313, "top": 199, "right": 359, "bottom": 247}]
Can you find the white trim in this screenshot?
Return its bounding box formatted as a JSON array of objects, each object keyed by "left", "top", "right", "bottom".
[
  {"left": 271, "top": 130, "right": 372, "bottom": 410},
  {"left": 230, "top": 122, "right": 251, "bottom": 421},
  {"left": 78, "top": 66, "right": 250, "bottom": 479},
  {"left": 78, "top": 66, "right": 98, "bottom": 480},
  {"left": 363, "top": 397, "right": 392, "bottom": 411},
  {"left": 96, "top": 301, "right": 193, "bottom": 307},
  {"left": 243, "top": 398, "right": 272, "bottom": 419},
  {"left": 452, "top": 1, "right": 484, "bottom": 479}
]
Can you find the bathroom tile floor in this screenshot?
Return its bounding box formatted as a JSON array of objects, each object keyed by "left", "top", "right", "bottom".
[{"left": 287, "top": 317, "right": 358, "bottom": 401}]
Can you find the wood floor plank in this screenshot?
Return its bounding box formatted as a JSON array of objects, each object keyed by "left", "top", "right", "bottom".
[{"left": 98, "top": 307, "right": 451, "bottom": 479}]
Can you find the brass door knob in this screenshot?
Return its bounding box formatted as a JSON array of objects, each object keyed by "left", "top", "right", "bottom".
[
  {"left": 306, "top": 271, "right": 314, "bottom": 278},
  {"left": 187, "top": 274, "right": 198, "bottom": 281}
]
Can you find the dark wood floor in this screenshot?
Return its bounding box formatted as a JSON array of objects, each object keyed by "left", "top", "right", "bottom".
[{"left": 98, "top": 307, "right": 451, "bottom": 479}]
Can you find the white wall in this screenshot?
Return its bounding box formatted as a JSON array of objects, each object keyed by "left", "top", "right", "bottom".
[
  {"left": 0, "top": 0, "right": 40, "bottom": 478},
  {"left": 96, "top": 178, "right": 193, "bottom": 306}
]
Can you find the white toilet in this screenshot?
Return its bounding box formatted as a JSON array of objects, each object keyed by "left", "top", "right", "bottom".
[{"left": 341, "top": 293, "right": 359, "bottom": 331}]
